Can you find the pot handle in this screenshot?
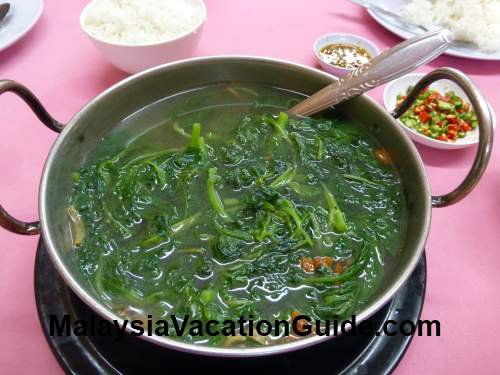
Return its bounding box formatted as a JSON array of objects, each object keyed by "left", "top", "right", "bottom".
[
  {"left": 392, "top": 68, "right": 494, "bottom": 208},
  {"left": 0, "top": 80, "right": 64, "bottom": 235}
]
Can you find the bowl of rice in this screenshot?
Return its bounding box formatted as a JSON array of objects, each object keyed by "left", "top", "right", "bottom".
[{"left": 81, "top": 0, "right": 207, "bottom": 73}]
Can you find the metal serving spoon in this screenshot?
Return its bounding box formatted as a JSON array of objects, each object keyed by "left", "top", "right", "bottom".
[
  {"left": 290, "top": 29, "right": 453, "bottom": 117},
  {"left": 0, "top": 3, "right": 10, "bottom": 24}
]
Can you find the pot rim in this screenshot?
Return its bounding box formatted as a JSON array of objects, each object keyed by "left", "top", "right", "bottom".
[{"left": 39, "top": 55, "right": 431, "bottom": 357}]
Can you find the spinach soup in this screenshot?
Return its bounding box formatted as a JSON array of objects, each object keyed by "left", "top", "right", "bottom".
[{"left": 68, "top": 84, "right": 406, "bottom": 346}]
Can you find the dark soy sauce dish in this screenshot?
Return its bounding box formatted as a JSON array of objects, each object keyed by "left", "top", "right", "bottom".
[{"left": 67, "top": 83, "right": 406, "bottom": 347}]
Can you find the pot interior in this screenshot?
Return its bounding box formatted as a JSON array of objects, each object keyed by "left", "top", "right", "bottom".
[{"left": 41, "top": 57, "right": 431, "bottom": 354}]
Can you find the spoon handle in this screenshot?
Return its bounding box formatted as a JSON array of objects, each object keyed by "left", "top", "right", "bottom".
[
  {"left": 0, "top": 3, "right": 10, "bottom": 23},
  {"left": 289, "top": 29, "right": 453, "bottom": 117}
]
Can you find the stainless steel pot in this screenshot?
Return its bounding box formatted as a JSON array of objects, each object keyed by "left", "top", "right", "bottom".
[{"left": 0, "top": 56, "right": 493, "bottom": 356}]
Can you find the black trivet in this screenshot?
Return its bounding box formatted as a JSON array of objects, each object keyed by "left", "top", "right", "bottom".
[{"left": 35, "top": 240, "right": 426, "bottom": 375}]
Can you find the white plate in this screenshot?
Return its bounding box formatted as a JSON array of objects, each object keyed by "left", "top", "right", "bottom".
[
  {"left": 383, "top": 73, "right": 496, "bottom": 149},
  {"left": 367, "top": 0, "right": 500, "bottom": 61},
  {"left": 0, "top": 0, "right": 43, "bottom": 52}
]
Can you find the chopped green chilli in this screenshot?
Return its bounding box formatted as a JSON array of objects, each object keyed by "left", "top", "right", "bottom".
[{"left": 398, "top": 86, "right": 478, "bottom": 142}]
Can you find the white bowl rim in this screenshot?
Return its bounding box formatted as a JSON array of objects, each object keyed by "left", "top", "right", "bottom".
[
  {"left": 80, "top": 0, "right": 207, "bottom": 47},
  {"left": 383, "top": 72, "right": 496, "bottom": 148},
  {"left": 312, "top": 32, "right": 380, "bottom": 72}
]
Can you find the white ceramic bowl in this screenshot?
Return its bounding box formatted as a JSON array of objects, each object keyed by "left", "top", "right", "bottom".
[
  {"left": 383, "top": 73, "right": 496, "bottom": 150},
  {"left": 313, "top": 33, "right": 380, "bottom": 77},
  {"left": 80, "top": 0, "right": 207, "bottom": 74}
]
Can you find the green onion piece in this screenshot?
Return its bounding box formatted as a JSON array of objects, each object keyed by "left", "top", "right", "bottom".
[
  {"left": 198, "top": 136, "right": 207, "bottom": 160},
  {"left": 223, "top": 198, "right": 240, "bottom": 206},
  {"left": 288, "top": 182, "right": 319, "bottom": 197},
  {"left": 171, "top": 212, "right": 201, "bottom": 234},
  {"left": 103, "top": 207, "right": 131, "bottom": 238},
  {"left": 213, "top": 221, "right": 253, "bottom": 242},
  {"left": 68, "top": 205, "right": 85, "bottom": 247},
  {"left": 200, "top": 289, "right": 217, "bottom": 304},
  {"left": 178, "top": 247, "right": 206, "bottom": 255},
  {"left": 264, "top": 112, "right": 289, "bottom": 137},
  {"left": 122, "top": 148, "right": 182, "bottom": 169},
  {"left": 140, "top": 235, "right": 164, "bottom": 247},
  {"left": 308, "top": 212, "right": 321, "bottom": 238},
  {"left": 145, "top": 161, "right": 167, "bottom": 187},
  {"left": 190, "top": 123, "right": 202, "bottom": 149},
  {"left": 314, "top": 135, "right": 324, "bottom": 160},
  {"left": 207, "top": 167, "right": 229, "bottom": 219},
  {"left": 269, "top": 166, "right": 296, "bottom": 189},
  {"left": 277, "top": 199, "right": 314, "bottom": 246},
  {"left": 322, "top": 183, "right": 348, "bottom": 233},
  {"left": 343, "top": 174, "right": 379, "bottom": 187},
  {"left": 173, "top": 122, "right": 190, "bottom": 138},
  {"left": 255, "top": 213, "right": 272, "bottom": 241}
]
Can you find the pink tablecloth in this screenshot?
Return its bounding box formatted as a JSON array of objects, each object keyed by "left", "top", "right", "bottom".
[{"left": 1, "top": 1, "right": 499, "bottom": 373}]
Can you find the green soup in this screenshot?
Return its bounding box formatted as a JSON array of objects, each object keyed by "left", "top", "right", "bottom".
[{"left": 68, "top": 84, "right": 406, "bottom": 346}]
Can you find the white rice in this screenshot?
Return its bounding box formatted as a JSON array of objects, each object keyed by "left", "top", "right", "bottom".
[
  {"left": 83, "top": 0, "right": 206, "bottom": 45},
  {"left": 401, "top": 0, "right": 500, "bottom": 52}
]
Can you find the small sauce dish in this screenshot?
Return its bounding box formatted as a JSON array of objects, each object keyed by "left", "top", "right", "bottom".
[
  {"left": 383, "top": 72, "right": 496, "bottom": 150},
  {"left": 313, "top": 33, "right": 380, "bottom": 76}
]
